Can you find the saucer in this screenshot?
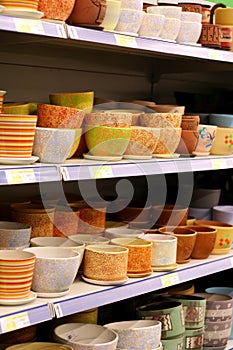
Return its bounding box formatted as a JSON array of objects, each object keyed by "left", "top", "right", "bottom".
[
  {"left": 0, "top": 156, "right": 39, "bottom": 165},
  {"left": 152, "top": 263, "right": 178, "bottom": 272},
  {"left": 152, "top": 153, "right": 180, "bottom": 159},
  {"left": 82, "top": 275, "right": 129, "bottom": 286},
  {"left": 177, "top": 258, "right": 190, "bottom": 264},
  {"left": 123, "top": 154, "right": 152, "bottom": 160},
  {"left": 192, "top": 151, "right": 210, "bottom": 156},
  {"left": 0, "top": 291, "right": 37, "bottom": 305},
  {"left": 36, "top": 288, "right": 70, "bottom": 298},
  {"left": 83, "top": 153, "right": 122, "bottom": 161},
  {"left": 128, "top": 269, "right": 153, "bottom": 278},
  {"left": 1, "top": 8, "right": 44, "bottom": 19}
]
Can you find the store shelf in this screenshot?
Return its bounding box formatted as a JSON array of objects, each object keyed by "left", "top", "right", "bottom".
[
  {"left": 0, "top": 164, "right": 61, "bottom": 185},
  {"left": 0, "top": 299, "right": 52, "bottom": 334},
  {"left": 50, "top": 251, "right": 233, "bottom": 318},
  {"left": 61, "top": 155, "right": 233, "bottom": 181}
]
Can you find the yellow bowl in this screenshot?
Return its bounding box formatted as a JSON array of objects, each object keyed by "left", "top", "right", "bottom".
[{"left": 210, "top": 127, "right": 233, "bottom": 155}]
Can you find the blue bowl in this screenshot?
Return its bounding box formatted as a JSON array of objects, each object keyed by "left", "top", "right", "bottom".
[{"left": 209, "top": 114, "right": 233, "bottom": 128}]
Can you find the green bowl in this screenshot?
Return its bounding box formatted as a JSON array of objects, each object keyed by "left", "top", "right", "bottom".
[{"left": 49, "top": 91, "right": 94, "bottom": 113}]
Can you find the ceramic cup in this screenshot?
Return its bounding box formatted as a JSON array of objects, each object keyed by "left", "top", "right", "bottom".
[
  {"left": 192, "top": 124, "right": 217, "bottom": 156},
  {"left": 183, "top": 327, "right": 204, "bottom": 350},
  {"left": 138, "top": 13, "right": 165, "bottom": 38},
  {"left": 176, "top": 129, "right": 199, "bottom": 155},
  {"left": 176, "top": 20, "right": 202, "bottom": 44},
  {"left": 152, "top": 205, "right": 188, "bottom": 227},
  {"left": 136, "top": 300, "right": 185, "bottom": 339},
  {"left": 141, "top": 233, "right": 177, "bottom": 271},
  {"left": 158, "top": 17, "right": 181, "bottom": 42},
  {"left": 161, "top": 334, "right": 184, "bottom": 350},
  {"left": 147, "top": 5, "right": 182, "bottom": 19},
  {"left": 114, "top": 8, "right": 144, "bottom": 36},
  {"left": 210, "top": 126, "right": 233, "bottom": 155},
  {"left": 186, "top": 225, "right": 217, "bottom": 259}
]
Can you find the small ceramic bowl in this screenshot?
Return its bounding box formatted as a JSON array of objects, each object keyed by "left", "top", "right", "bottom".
[
  {"left": 147, "top": 4, "right": 182, "bottom": 19},
  {"left": 190, "top": 188, "right": 221, "bottom": 208},
  {"left": 140, "top": 113, "right": 182, "bottom": 128},
  {"left": 101, "top": 0, "right": 121, "bottom": 31},
  {"left": 114, "top": 8, "right": 145, "bottom": 35},
  {"left": 104, "top": 227, "right": 143, "bottom": 240},
  {"left": 124, "top": 126, "right": 159, "bottom": 157},
  {"left": 83, "top": 244, "right": 129, "bottom": 281},
  {"left": 180, "top": 11, "right": 202, "bottom": 22},
  {"left": 138, "top": 13, "right": 165, "bottom": 38},
  {"left": 2, "top": 102, "right": 30, "bottom": 115},
  {"left": 85, "top": 125, "right": 131, "bottom": 157},
  {"left": 193, "top": 124, "right": 217, "bottom": 156},
  {"left": 104, "top": 320, "right": 162, "bottom": 349},
  {"left": 24, "top": 247, "right": 81, "bottom": 293},
  {"left": 0, "top": 221, "right": 31, "bottom": 248},
  {"left": 53, "top": 323, "right": 119, "bottom": 350},
  {"left": 69, "top": 234, "right": 110, "bottom": 246},
  {"left": 188, "top": 207, "right": 212, "bottom": 221},
  {"left": 176, "top": 20, "right": 202, "bottom": 44},
  {"left": 37, "top": 103, "right": 85, "bottom": 129},
  {"left": 85, "top": 110, "right": 133, "bottom": 127},
  {"left": 210, "top": 126, "right": 233, "bottom": 155},
  {"left": 212, "top": 205, "right": 233, "bottom": 225},
  {"left": 32, "top": 127, "right": 82, "bottom": 163},
  {"left": 209, "top": 113, "right": 233, "bottom": 128},
  {"left": 153, "top": 127, "right": 182, "bottom": 155},
  {"left": 159, "top": 17, "right": 181, "bottom": 41},
  {"left": 187, "top": 225, "right": 217, "bottom": 259},
  {"left": 49, "top": 91, "right": 94, "bottom": 113}
]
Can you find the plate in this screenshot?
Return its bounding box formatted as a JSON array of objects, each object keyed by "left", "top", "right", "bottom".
[
  {"left": 82, "top": 275, "right": 129, "bottom": 286},
  {"left": 152, "top": 263, "right": 178, "bottom": 272},
  {"left": 0, "top": 156, "right": 39, "bottom": 165},
  {"left": 36, "top": 288, "right": 70, "bottom": 298},
  {"left": 1, "top": 8, "right": 44, "bottom": 19},
  {"left": 0, "top": 291, "right": 37, "bottom": 305},
  {"left": 152, "top": 153, "right": 180, "bottom": 159},
  {"left": 123, "top": 154, "right": 152, "bottom": 160},
  {"left": 83, "top": 154, "right": 122, "bottom": 161},
  {"left": 128, "top": 269, "right": 153, "bottom": 278}
]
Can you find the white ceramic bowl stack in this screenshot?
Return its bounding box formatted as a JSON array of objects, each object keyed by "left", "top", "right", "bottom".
[
  {"left": 114, "top": 0, "right": 144, "bottom": 36},
  {"left": 176, "top": 11, "right": 202, "bottom": 45}
]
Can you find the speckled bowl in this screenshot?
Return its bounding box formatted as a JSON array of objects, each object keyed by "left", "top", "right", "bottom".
[
  {"left": 153, "top": 127, "right": 182, "bottom": 155},
  {"left": 32, "top": 127, "right": 82, "bottom": 163},
  {"left": 49, "top": 91, "right": 94, "bottom": 114},
  {"left": 104, "top": 320, "right": 162, "bottom": 350},
  {"left": 24, "top": 247, "right": 81, "bottom": 293},
  {"left": 124, "top": 126, "right": 159, "bottom": 157},
  {"left": 114, "top": 8, "right": 144, "bottom": 35},
  {"left": 176, "top": 20, "right": 202, "bottom": 44},
  {"left": 53, "top": 323, "right": 119, "bottom": 350},
  {"left": 38, "top": 0, "right": 75, "bottom": 21},
  {"left": 83, "top": 244, "right": 129, "bottom": 281},
  {"left": 84, "top": 111, "right": 133, "bottom": 127},
  {"left": 140, "top": 113, "right": 182, "bottom": 128},
  {"left": 159, "top": 17, "right": 181, "bottom": 41},
  {"left": 37, "top": 103, "right": 85, "bottom": 129},
  {"left": 0, "top": 221, "right": 31, "bottom": 248},
  {"left": 138, "top": 13, "right": 165, "bottom": 38}
]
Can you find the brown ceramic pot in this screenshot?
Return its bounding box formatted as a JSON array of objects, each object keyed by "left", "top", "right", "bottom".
[
  {"left": 181, "top": 115, "right": 200, "bottom": 131},
  {"left": 67, "top": 0, "right": 107, "bottom": 26},
  {"left": 178, "top": 3, "right": 202, "bottom": 14},
  {"left": 53, "top": 205, "right": 80, "bottom": 238},
  {"left": 184, "top": 225, "right": 217, "bottom": 259},
  {"left": 152, "top": 205, "right": 188, "bottom": 227},
  {"left": 38, "top": 0, "right": 76, "bottom": 21},
  {"left": 176, "top": 129, "right": 199, "bottom": 155}
]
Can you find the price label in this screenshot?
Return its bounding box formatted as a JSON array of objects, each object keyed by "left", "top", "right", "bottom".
[
  {"left": 13, "top": 18, "right": 44, "bottom": 35},
  {"left": 89, "top": 165, "right": 113, "bottom": 179},
  {"left": 0, "top": 312, "right": 30, "bottom": 333},
  {"left": 114, "top": 34, "right": 138, "bottom": 48},
  {"left": 5, "top": 169, "right": 36, "bottom": 184},
  {"left": 53, "top": 303, "right": 63, "bottom": 318},
  {"left": 211, "top": 158, "right": 227, "bottom": 169},
  {"left": 208, "top": 49, "right": 223, "bottom": 61},
  {"left": 160, "top": 273, "right": 179, "bottom": 288}
]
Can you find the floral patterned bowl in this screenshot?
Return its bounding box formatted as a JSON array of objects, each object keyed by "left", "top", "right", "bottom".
[{"left": 193, "top": 124, "right": 217, "bottom": 156}]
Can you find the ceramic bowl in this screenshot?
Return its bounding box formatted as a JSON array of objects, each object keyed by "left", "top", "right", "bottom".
[
  {"left": 161, "top": 334, "right": 184, "bottom": 350},
  {"left": 30, "top": 237, "right": 85, "bottom": 263},
  {"left": 187, "top": 225, "right": 217, "bottom": 259},
  {"left": 190, "top": 188, "right": 221, "bottom": 208},
  {"left": 24, "top": 247, "right": 81, "bottom": 293},
  {"left": 193, "top": 124, "right": 217, "bottom": 156},
  {"left": 152, "top": 204, "right": 188, "bottom": 227},
  {"left": 212, "top": 205, "right": 233, "bottom": 225},
  {"left": 0, "top": 221, "right": 31, "bottom": 248},
  {"left": 147, "top": 4, "right": 182, "bottom": 19},
  {"left": 85, "top": 125, "right": 131, "bottom": 157},
  {"left": 38, "top": 0, "right": 75, "bottom": 21},
  {"left": 53, "top": 323, "right": 119, "bottom": 350},
  {"left": 104, "top": 320, "right": 162, "bottom": 349},
  {"left": 136, "top": 300, "right": 185, "bottom": 339},
  {"left": 69, "top": 234, "right": 110, "bottom": 245},
  {"left": 2, "top": 102, "right": 30, "bottom": 115},
  {"left": 102, "top": 108, "right": 144, "bottom": 126},
  {"left": 5, "top": 343, "right": 74, "bottom": 350},
  {"left": 120, "top": 0, "right": 143, "bottom": 10},
  {"left": 0, "top": 0, "right": 39, "bottom": 10},
  {"left": 83, "top": 244, "right": 129, "bottom": 281},
  {"left": 114, "top": 8, "right": 145, "bottom": 35},
  {"left": 101, "top": 0, "right": 121, "bottom": 31},
  {"left": 167, "top": 282, "right": 195, "bottom": 296},
  {"left": 159, "top": 17, "right": 181, "bottom": 41},
  {"left": 110, "top": 237, "right": 152, "bottom": 276},
  {"left": 124, "top": 126, "right": 159, "bottom": 157},
  {"left": 138, "top": 13, "right": 165, "bottom": 38},
  {"left": 150, "top": 104, "right": 185, "bottom": 114},
  {"left": 209, "top": 113, "right": 233, "bottom": 128},
  {"left": 53, "top": 205, "right": 80, "bottom": 238},
  {"left": 49, "top": 91, "right": 94, "bottom": 113},
  {"left": 188, "top": 207, "right": 212, "bottom": 221},
  {"left": 104, "top": 227, "right": 144, "bottom": 240},
  {"left": 176, "top": 129, "right": 199, "bottom": 155},
  {"left": 0, "top": 250, "right": 36, "bottom": 300},
  {"left": 85, "top": 110, "right": 133, "bottom": 127},
  {"left": 203, "top": 318, "right": 232, "bottom": 348},
  {"left": 67, "top": 0, "right": 106, "bottom": 27},
  {"left": 32, "top": 127, "right": 82, "bottom": 163},
  {"left": 210, "top": 127, "right": 233, "bottom": 155},
  {"left": 140, "top": 113, "right": 182, "bottom": 128},
  {"left": 194, "top": 220, "right": 233, "bottom": 255},
  {"left": 176, "top": 20, "right": 202, "bottom": 44},
  {"left": 116, "top": 204, "right": 152, "bottom": 223},
  {"left": 183, "top": 327, "right": 204, "bottom": 350},
  {"left": 37, "top": 103, "right": 85, "bottom": 129},
  {"left": 141, "top": 233, "right": 177, "bottom": 269},
  {"left": 0, "top": 90, "right": 6, "bottom": 113},
  {"left": 153, "top": 127, "right": 182, "bottom": 155},
  {"left": 196, "top": 292, "right": 233, "bottom": 321},
  {"left": 180, "top": 11, "right": 202, "bottom": 22}
]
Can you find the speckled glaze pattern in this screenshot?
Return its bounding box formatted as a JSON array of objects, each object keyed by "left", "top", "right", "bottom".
[
  {"left": 115, "top": 9, "right": 144, "bottom": 34},
  {"left": 77, "top": 205, "right": 107, "bottom": 234},
  {"left": 159, "top": 17, "right": 181, "bottom": 41},
  {"left": 138, "top": 13, "right": 165, "bottom": 38},
  {"left": 194, "top": 124, "right": 217, "bottom": 155},
  {"left": 49, "top": 91, "right": 94, "bottom": 113},
  {"left": 0, "top": 222, "right": 31, "bottom": 247},
  {"left": 85, "top": 111, "right": 133, "bottom": 127},
  {"left": 124, "top": 126, "right": 158, "bottom": 156},
  {"left": 140, "top": 113, "right": 182, "bottom": 128},
  {"left": 53, "top": 207, "right": 79, "bottom": 237},
  {"left": 176, "top": 20, "right": 202, "bottom": 44},
  {"left": 153, "top": 127, "right": 181, "bottom": 155},
  {"left": 204, "top": 319, "right": 232, "bottom": 347},
  {"left": 38, "top": 0, "right": 75, "bottom": 20},
  {"left": 120, "top": 0, "right": 143, "bottom": 11},
  {"left": 85, "top": 126, "right": 131, "bottom": 156},
  {"left": 37, "top": 104, "right": 85, "bottom": 129}
]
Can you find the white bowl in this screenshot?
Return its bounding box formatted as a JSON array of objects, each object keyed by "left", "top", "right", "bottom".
[
  {"left": 176, "top": 20, "right": 202, "bottom": 44},
  {"left": 147, "top": 5, "right": 181, "bottom": 19},
  {"left": 181, "top": 11, "right": 202, "bottom": 22},
  {"left": 159, "top": 17, "right": 181, "bottom": 41},
  {"left": 138, "top": 13, "right": 165, "bottom": 38},
  {"left": 212, "top": 206, "right": 233, "bottom": 225},
  {"left": 104, "top": 227, "right": 144, "bottom": 240},
  {"left": 115, "top": 9, "right": 144, "bottom": 35},
  {"left": 53, "top": 323, "right": 119, "bottom": 350}
]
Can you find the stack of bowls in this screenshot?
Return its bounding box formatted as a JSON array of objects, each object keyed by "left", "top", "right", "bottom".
[
  {"left": 176, "top": 11, "right": 202, "bottom": 45},
  {"left": 0, "top": 114, "right": 37, "bottom": 159},
  {"left": 212, "top": 205, "right": 233, "bottom": 225},
  {"left": 0, "top": 221, "right": 31, "bottom": 250},
  {"left": 114, "top": 0, "right": 144, "bottom": 36}
]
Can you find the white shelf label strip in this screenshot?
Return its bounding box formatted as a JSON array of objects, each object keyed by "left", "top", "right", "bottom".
[
  {"left": 0, "top": 312, "right": 30, "bottom": 334},
  {"left": 5, "top": 169, "right": 36, "bottom": 184}
]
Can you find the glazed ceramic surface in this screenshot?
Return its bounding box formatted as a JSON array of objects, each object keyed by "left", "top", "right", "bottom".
[
  {"left": 210, "top": 127, "right": 233, "bottom": 155},
  {"left": 53, "top": 205, "right": 80, "bottom": 237},
  {"left": 70, "top": 234, "right": 110, "bottom": 245},
  {"left": 0, "top": 0, "right": 39, "bottom": 10},
  {"left": 153, "top": 127, "right": 182, "bottom": 154},
  {"left": 183, "top": 327, "right": 204, "bottom": 350},
  {"left": 24, "top": 247, "right": 81, "bottom": 293},
  {"left": 159, "top": 17, "right": 181, "bottom": 41},
  {"left": 140, "top": 113, "right": 182, "bottom": 128},
  {"left": 138, "top": 13, "right": 165, "bottom": 38},
  {"left": 147, "top": 5, "right": 182, "bottom": 18},
  {"left": 114, "top": 9, "right": 144, "bottom": 35},
  {"left": 104, "top": 228, "right": 143, "bottom": 240},
  {"left": 151, "top": 104, "right": 185, "bottom": 114},
  {"left": 196, "top": 292, "right": 233, "bottom": 322},
  {"left": 49, "top": 91, "right": 94, "bottom": 113},
  {"left": 188, "top": 225, "right": 217, "bottom": 259},
  {"left": 204, "top": 318, "right": 232, "bottom": 348},
  {"left": 85, "top": 111, "right": 133, "bottom": 127},
  {"left": 0, "top": 90, "right": 6, "bottom": 113},
  {"left": 176, "top": 20, "right": 202, "bottom": 44},
  {"left": 38, "top": 0, "right": 75, "bottom": 20},
  {"left": 152, "top": 205, "right": 188, "bottom": 227},
  {"left": 193, "top": 124, "right": 217, "bottom": 155},
  {"left": 37, "top": 103, "right": 85, "bottom": 129},
  {"left": 176, "top": 129, "right": 199, "bottom": 155},
  {"left": 2, "top": 103, "right": 30, "bottom": 115},
  {"left": 181, "top": 11, "right": 202, "bottom": 22},
  {"left": 101, "top": 0, "right": 121, "bottom": 30},
  {"left": 67, "top": 0, "right": 106, "bottom": 26},
  {"left": 124, "top": 126, "right": 159, "bottom": 156},
  {"left": 0, "top": 221, "right": 31, "bottom": 248},
  {"left": 188, "top": 207, "right": 212, "bottom": 221},
  {"left": 209, "top": 114, "right": 233, "bottom": 128},
  {"left": 212, "top": 205, "right": 233, "bottom": 225},
  {"left": 161, "top": 335, "right": 184, "bottom": 350},
  {"left": 120, "top": 0, "right": 143, "bottom": 10},
  {"left": 181, "top": 115, "right": 200, "bottom": 131},
  {"left": 104, "top": 320, "right": 161, "bottom": 349},
  {"left": 53, "top": 323, "right": 119, "bottom": 350}
]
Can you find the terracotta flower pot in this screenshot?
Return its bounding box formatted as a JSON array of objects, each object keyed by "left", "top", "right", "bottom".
[{"left": 67, "top": 0, "right": 107, "bottom": 26}]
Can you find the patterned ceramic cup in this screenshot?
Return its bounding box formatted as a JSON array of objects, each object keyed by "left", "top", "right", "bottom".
[
  {"left": 183, "top": 327, "right": 204, "bottom": 350},
  {"left": 210, "top": 126, "right": 233, "bottom": 155},
  {"left": 193, "top": 124, "right": 217, "bottom": 156}
]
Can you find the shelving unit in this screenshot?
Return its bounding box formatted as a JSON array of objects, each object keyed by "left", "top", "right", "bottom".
[{"left": 1, "top": 12, "right": 233, "bottom": 344}]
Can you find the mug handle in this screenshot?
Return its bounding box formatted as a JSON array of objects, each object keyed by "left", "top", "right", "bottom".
[{"left": 210, "top": 3, "right": 226, "bottom": 24}]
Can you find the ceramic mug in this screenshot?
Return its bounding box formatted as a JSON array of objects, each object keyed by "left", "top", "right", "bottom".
[
  {"left": 187, "top": 225, "right": 217, "bottom": 259},
  {"left": 193, "top": 124, "right": 217, "bottom": 156}
]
